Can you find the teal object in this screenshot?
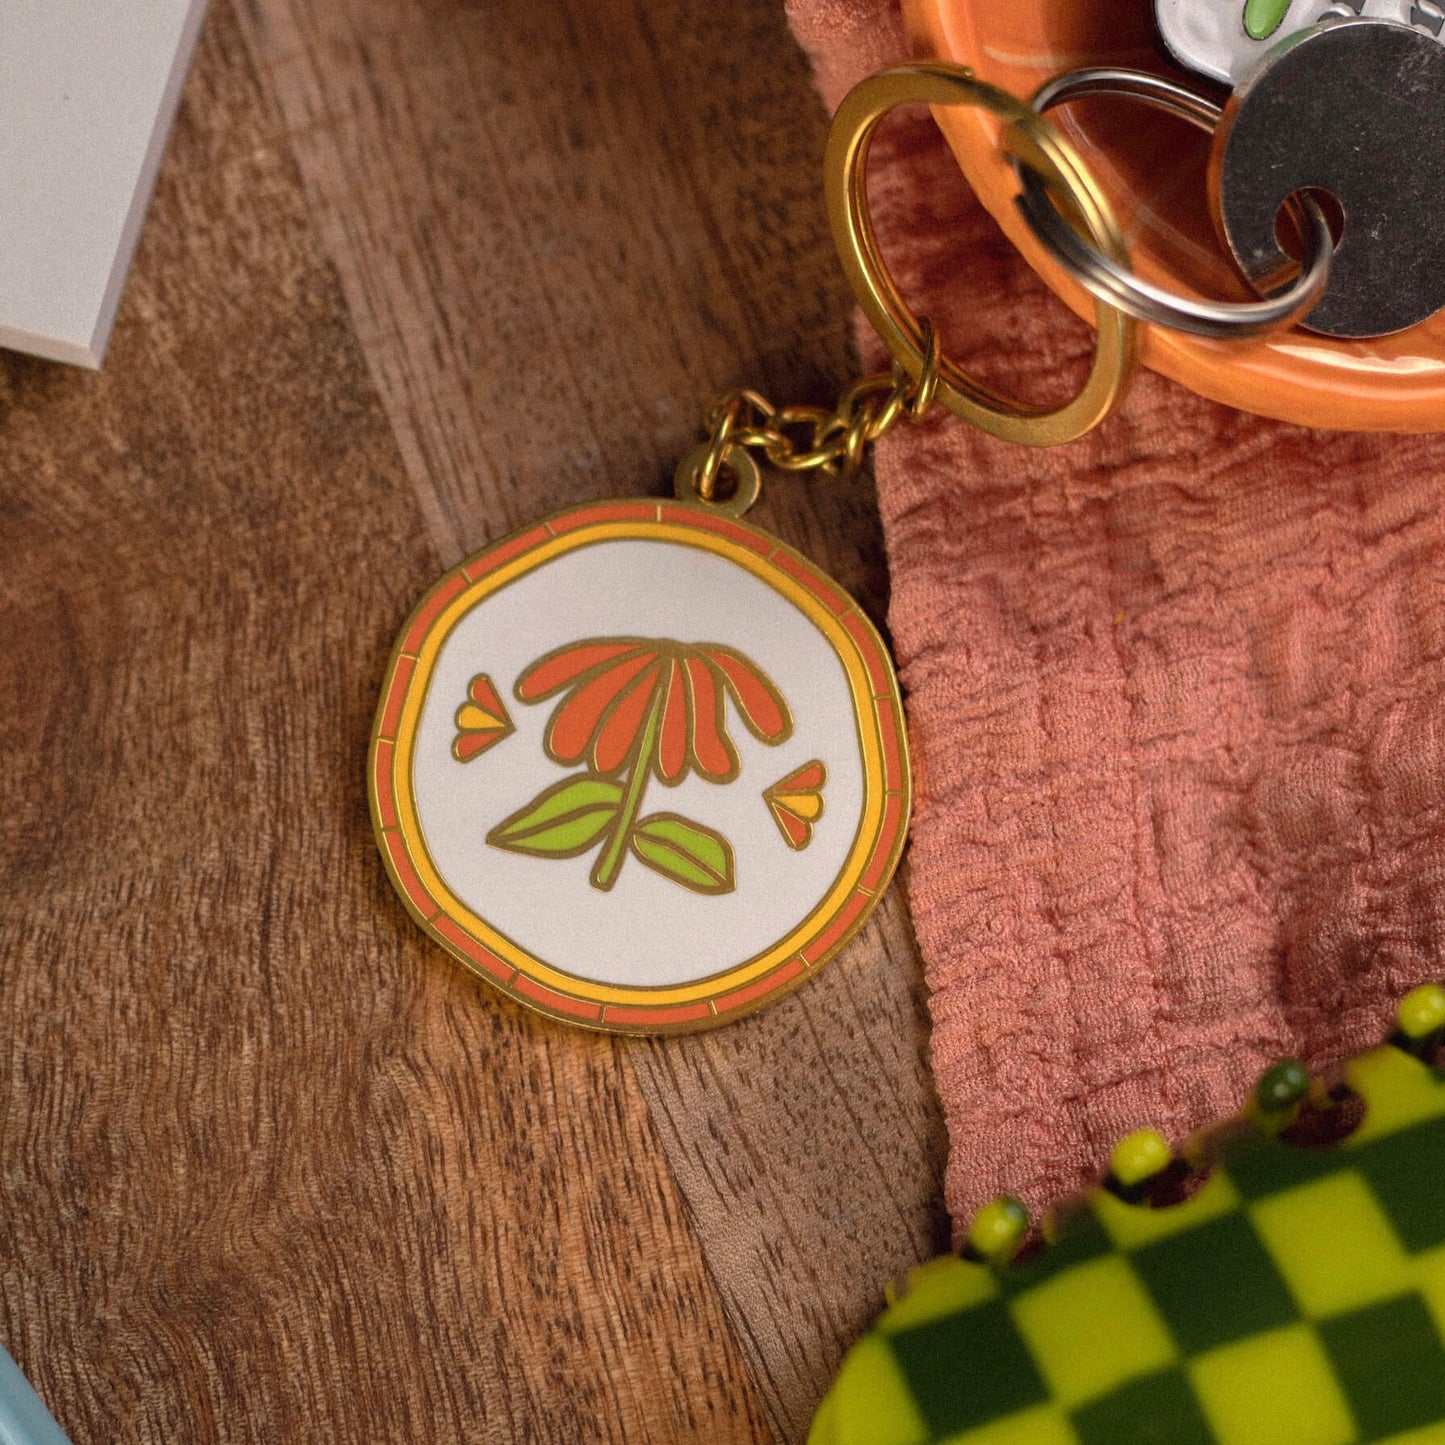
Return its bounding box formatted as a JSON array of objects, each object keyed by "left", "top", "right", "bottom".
[
  {"left": 0, "top": 1343, "right": 68, "bottom": 1445},
  {"left": 812, "top": 990, "right": 1445, "bottom": 1444}
]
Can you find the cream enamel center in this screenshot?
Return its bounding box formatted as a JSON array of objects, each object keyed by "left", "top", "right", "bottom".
[{"left": 410, "top": 538, "right": 866, "bottom": 988}]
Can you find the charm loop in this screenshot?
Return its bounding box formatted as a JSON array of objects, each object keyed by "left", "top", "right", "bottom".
[
  {"left": 824, "top": 62, "right": 1138, "bottom": 447},
  {"left": 674, "top": 441, "right": 762, "bottom": 516}
]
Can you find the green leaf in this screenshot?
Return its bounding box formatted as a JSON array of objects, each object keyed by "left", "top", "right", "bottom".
[
  {"left": 487, "top": 776, "right": 622, "bottom": 858},
  {"left": 629, "top": 813, "right": 735, "bottom": 895},
  {"left": 1243, "top": 0, "right": 1291, "bottom": 39}
]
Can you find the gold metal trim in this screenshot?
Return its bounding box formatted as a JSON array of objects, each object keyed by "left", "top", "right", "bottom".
[{"left": 824, "top": 62, "right": 1138, "bottom": 446}]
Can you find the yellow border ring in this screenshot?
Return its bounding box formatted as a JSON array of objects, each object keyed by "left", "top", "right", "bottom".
[{"left": 824, "top": 62, "right": 1138, "bottom": 447}]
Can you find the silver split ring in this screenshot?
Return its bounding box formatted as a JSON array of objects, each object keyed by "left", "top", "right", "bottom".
[{"left": 1012, "top": 68, "right": 1335, "bottom": 341}]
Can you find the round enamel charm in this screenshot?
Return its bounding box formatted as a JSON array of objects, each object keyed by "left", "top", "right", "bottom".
[{"left": 368, "top": 498, "right": 910, "bottom": 1033}]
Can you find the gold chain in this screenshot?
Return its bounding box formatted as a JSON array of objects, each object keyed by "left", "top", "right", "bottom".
[
  {"left": 677, "top": 62, "right": 1139, "bottom": 520},
  {"left": 678, "top": 319, "right": 941, "bottom": 512}
]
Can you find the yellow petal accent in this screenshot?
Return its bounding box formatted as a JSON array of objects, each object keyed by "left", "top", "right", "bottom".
[
  {"left": 457, "top": 703, "right": 507, "bottom": 732},
  {"left": 774, "top": 792, "right": 824, "bottom": 821}
]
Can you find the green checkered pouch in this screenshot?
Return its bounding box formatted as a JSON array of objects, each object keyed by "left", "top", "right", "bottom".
[{"left": 811, "top": 985, "right": 1445, "bottom": 1445}]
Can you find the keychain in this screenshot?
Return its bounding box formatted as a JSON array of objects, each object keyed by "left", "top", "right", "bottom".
[
  {"left": 369, "top": 10, "right": 1445, "bottom": 1430},
  {"left": 368, "top": 488, "right": 915, "bottom": 1035},
  {"left": 371, "top": 4, "right": 1445, "bottom": 1032},
  {"left": 366, "top": 70, "right": 1146, "bottom": 1034}
]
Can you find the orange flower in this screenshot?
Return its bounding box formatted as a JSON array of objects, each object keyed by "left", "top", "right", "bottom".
[
  {"left": 452, "top": 673, "right": 515, "bottom": 761},
  {"left": 763, "top": 759, "right": 827, "bottom": 850},
  {"left": 516, "top": 637, "right": 792, "bottom": 784}
]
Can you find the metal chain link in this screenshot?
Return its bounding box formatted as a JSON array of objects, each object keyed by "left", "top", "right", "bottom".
[{"left": 678, "top": 320, "right": 941, "bottom": 511}]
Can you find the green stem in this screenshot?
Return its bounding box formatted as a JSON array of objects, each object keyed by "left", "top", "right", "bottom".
[{"left": 590, "top": 691, "right": 662, "bottom": 891}]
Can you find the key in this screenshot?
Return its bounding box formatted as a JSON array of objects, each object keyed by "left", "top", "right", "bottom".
[
  {"left": 1211, "top": 17, "right": 1445, "bottom": 336},
  {"left": 1156, "top": 0, "right": 1445, "bottom": 87}
]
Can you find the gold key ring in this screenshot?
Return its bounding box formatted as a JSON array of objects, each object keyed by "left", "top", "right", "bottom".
[{"left": 824, "top": 62, "right": 1138, "bottom": 448}]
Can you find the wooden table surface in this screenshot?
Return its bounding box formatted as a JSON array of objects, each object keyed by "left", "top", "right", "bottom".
[{"left": 0, "top": 1, "right": 948, "bottom": 1440}]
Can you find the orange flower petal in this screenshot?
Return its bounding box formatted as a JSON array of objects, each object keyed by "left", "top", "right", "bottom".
[
  {"left": 704, "top": 646, "right": 791, "bottom": 743},
  {"left": 774, "top": 808, "right": 811, "bottom": 849},
  {"left": 453, "top": 732, "right": 493, "bottom": 762},
  {"left": 683, "top": 656, "right": 736, "bottom": 780},
  {"left": 545, "top": 651, "right": 654, "bottom": 763},
  {"left": 593, "top": 662, "right": 661, "bottom": 774},
  {"left": 517, "top": 639, "right": 643, "bottom": 702},
  {"left": 468, "top": 674, "right": 507, "bottom": 713},
  {"left": 656, "top": 659, "right": 689, "bottom": 784},
  {"left": 778, "top": 759, "right": 825, "bottom": 792}
]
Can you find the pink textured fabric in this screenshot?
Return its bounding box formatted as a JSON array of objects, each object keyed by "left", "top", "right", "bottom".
[{"left": 788, "top": 0, "right": 1445, "bottom": 1233}]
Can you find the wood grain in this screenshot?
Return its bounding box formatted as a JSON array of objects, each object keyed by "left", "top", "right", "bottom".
[
  {"left": 636, "top": 888, "right": 949, "bottom": 1443},
  {"left": 0, "top": 0, "right": 948, "bottom": 1439}
]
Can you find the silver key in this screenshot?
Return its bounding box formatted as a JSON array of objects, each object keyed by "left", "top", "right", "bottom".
[
  {"left": 1156, "top": 0, "right": 1445, "bottom": 87},
  {"left": 1213, "top": 18, "right": 1445, "bottom": 336}
]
